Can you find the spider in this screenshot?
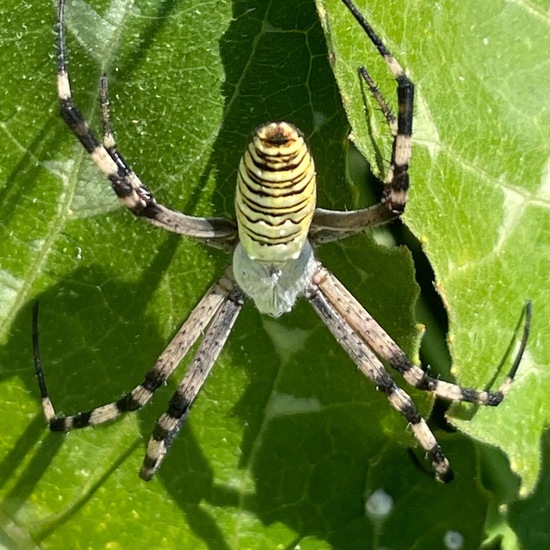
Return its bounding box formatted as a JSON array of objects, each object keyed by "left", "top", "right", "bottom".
[{"left": 34, "top": 0, "right": 531, "bottom": 483}]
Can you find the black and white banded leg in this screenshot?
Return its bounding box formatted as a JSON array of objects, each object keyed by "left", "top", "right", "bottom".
[
  {"left": 306, "top": 278, "right": 451, "bottom": 482},
  {"left": 33, "top": 272, "right": 240, "bottom": 444},
  {"left": 308, "top": 266, "right": 532, "bottom": 481},
  {"left": 140, "top": 285, "right": 244, "bottom": 480},
  {"left": 316, "top": 268, "right": 531, "bottom": 406},
  {"left": 341, "top": 0, "right": 413, "bottom": 214},
  {"left": 309, "top": 0, "right": 414, "bottom": 244},
  {"left": 55, "top": 0, "right": 237, "bottom": 248}
]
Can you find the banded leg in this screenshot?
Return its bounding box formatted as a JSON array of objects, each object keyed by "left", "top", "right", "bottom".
[
  {"left": 313, "top": 266, "right": 531, "bottom": 405},
  {"left": 33, "top": 272, "right": 237, "bottom": 431},
  {"left": 341, "top": 0, "right": 414, "bottom": 214},
  {"left": 56, "top": 0, "right": 237, "bottom": 248},
  {"left": 306, "top": 279, "right": 452, "bottom": 482},
  {"left": 140, "top": 287, "right": 245, "bottom": 481},
  {"left": 309, "top": 0, "right": 414, "bottom": 245}
]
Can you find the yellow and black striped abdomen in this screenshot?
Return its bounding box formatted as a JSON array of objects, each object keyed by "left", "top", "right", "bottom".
[{"left": 235, "top": 122, "right": 316, "bottom": 262}]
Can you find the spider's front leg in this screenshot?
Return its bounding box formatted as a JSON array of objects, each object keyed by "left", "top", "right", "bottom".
[
  {"left": 305, "top": 269, "right": 453, "bottom": 483},
  {"left": 55, "top": 0, "right": 237, "bottom": 249},
  {"left": 311, "top": 265, "right": 531, "bottom": 482},
  {"left": 140, "top": 284, "right": 245, "bottom": 481},
  {"left": 32, "top": 273, "right": 237, "bottom": 435}
]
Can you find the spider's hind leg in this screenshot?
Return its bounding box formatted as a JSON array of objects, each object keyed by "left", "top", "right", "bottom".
[
  {"left": 55, "top": 0, "right": 237, "bottom": 246},
  {"left": 341, "top": 0, "right": 414, "bottom": 214},
  {"left": 358, "top": 66, "right": 397, "bottom": 134},
  {"left": 55, "top": 0, "right": 155, "bottom": 215}
]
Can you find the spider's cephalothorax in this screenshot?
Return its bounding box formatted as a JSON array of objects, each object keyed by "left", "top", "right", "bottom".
[{"left": 34, "top": 0, "right": 530, "bottom": 482}]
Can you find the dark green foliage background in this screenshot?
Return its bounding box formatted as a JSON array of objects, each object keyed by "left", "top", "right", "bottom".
[{"left": 0, "top": 0, "right": 548, "bottom": 548}]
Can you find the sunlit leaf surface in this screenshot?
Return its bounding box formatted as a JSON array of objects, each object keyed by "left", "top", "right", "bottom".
[{"left": 1, "top": 0, "right": 548, "bottom": 548}]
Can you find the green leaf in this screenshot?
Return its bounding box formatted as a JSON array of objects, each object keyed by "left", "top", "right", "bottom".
[
  {"left": 319, "top": 0, "right": 549, "bottom": 498},
  {"left": 1, "top": 0, "right": 547, "bottom": 549}
]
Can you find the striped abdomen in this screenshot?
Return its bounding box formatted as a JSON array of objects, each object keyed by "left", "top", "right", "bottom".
[{"left": 235, "top": 122, "right": 316, "bottom": 262}]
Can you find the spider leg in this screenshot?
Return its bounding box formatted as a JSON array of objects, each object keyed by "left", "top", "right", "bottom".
[
  {"left": 341, "top": 0, "right": 414, "bottom": 215},
  {"left": 305, "top": 269, "right": 453, "bottom": 483},
  {"left": 32, "top": 303, "right": 55, "bottom": 423},
  {"left": 56, "top": 0, "right": 237, "bottom": 249},
  {"left": 140, "top": 286, "right": 245, "bottom": 481},
  {"left": 357, "top": 66, "right": 397, "bottom": 134},
  {"left": 310, "top": 204, "right": 396, "bottom": 246},
  {"left": 313, "top": 266, "right": 531, "bottom": 406},
  {"left": 33, "top": 272, "right": 236, "bottom": 430},
  {"left": 309, "top": 2, "right": 413, "bottom": 245}
]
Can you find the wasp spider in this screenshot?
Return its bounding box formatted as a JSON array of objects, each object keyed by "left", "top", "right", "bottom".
[{"left": 34, "top": 0, "right": 531, "bottom": 482}]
